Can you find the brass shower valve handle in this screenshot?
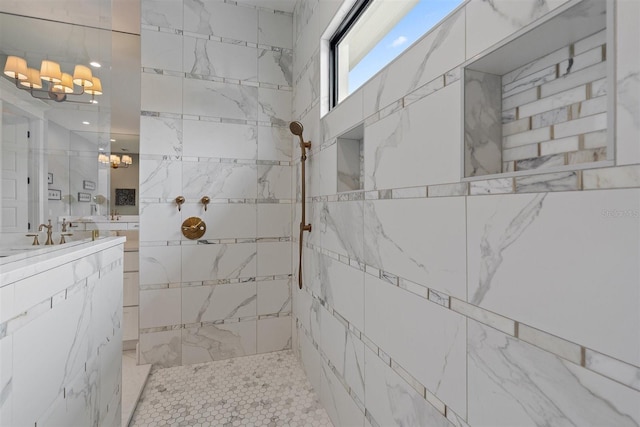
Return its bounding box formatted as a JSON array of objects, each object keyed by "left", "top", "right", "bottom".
[
  {"left": 201, "top": 196, "right": 210, "bottom": 211},
  {"left": 175, "top": 196, "right": 185, "bottom": 211},
  {"left": 59, "top": 233, "right": 73, "bottom": 244}
]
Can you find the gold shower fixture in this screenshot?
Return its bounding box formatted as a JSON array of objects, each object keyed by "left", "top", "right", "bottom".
[{"left": 290, "top": 121, "right": 312, "bottom": 290}]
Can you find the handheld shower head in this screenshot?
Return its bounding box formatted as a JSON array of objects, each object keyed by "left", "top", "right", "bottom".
[{"left": 289, "top": 121, "right": 304, "bottom": 136}]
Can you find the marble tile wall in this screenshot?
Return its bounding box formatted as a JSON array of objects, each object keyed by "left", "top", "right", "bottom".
[
  {"left": 139, "top": 0, "right": 294, "bottom": 367},
  {"left": 0, "top": 239, "right": 124, "bottom": 427},
  {"left": 291, "top": 0, "right": 640, "bottom": 426}
]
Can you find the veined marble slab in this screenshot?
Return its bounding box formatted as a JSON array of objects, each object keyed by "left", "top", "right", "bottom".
[
  {"left": 365, "top": 274, "right": 467, "bottom": 417},
  {"left": 364, "top": 346, "right": 450, "bottom": 427},
  {"left": 467, "top": 189, "right": 640, "bottom": 366},
  {"left": 468, "top": 321, "right": 640, "bottom": 426},
  {"left": 364, "top": 197, "right": 466, "bottom": 299},
  {"left": 364, "top": 83, "right": 461, "bottom": 190}
]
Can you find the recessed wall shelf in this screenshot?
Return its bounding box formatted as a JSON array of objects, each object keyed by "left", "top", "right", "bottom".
[
  {"left": 337, "top": 124, "right": 364, "bottom": 192},
  {"left": 462, "top": 0, "right": 613, "bottom": 179}
]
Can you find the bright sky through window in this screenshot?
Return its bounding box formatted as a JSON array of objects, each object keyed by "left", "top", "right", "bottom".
[{"left": 348, "top": 0, "right": 463, "bottom": 94}]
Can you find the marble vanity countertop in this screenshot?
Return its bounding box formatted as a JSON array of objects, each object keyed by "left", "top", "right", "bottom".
[{"left": 0, "top": 236, "right": 126, "bottom": 287}]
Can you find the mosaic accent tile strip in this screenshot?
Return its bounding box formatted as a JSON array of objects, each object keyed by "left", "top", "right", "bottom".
[{"left": 130, "top": 350, "right": 332, "bottom": 427}]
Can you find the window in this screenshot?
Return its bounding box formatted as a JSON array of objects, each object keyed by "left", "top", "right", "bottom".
[{"left": 330, "top": 0, "right": 464, "bottom": 107}]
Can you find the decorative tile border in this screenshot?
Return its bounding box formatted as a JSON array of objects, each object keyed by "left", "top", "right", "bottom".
[
  {"left": 139, "top": 237, "right": 291, "bottom": 248},
  {"left": 142, "top": 67, "right": 293, "bottom": 91},
  {"left": 139, "top": 311, "right": 292, "bottom": 335},
  {"left": 140, "top": 273, "right": 292, "bottom": 291},
  {"left": 296, "top": 164, "right": 640, "bottom": 203},
  {"left": 300, "top": 241, "right": 640, "bottom": 392},
  {"left": 141, "top": 110, "right": 295, "bottom": 133}
]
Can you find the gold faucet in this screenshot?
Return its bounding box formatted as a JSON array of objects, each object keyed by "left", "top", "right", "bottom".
[
  {"left": 38, "top": 219, "right": 54, "bottom": 245},
  {"left": 61, "top": 218, "right": 74, "bottom": 232}
]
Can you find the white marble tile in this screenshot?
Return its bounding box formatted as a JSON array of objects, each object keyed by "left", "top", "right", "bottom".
[
  {"left": 428, "top": 182, "right": 468, "bottom": 197},
  {"left": 181, "top": 243, "right": 257, "bottom": 283},
  {"left": 465, "top": 0, "right": 570, "bottom": 59},
  {"left": 139, "top": 288, "right": 181, "bottom": 328},
  {"left": 141, "top": 0, "right": 182, "bottom": 29},
  {"left": 123, "top": 306, "right": 139, "bottom": 341},
  {"left": 450, "top": 298, "right": 516, "bottom": 336},
  {"left": 316, "top": 252, "right": 364, "bottom": 331},
  {"left": 183, "top": 119, "right": 257, "bottom": 160},
  {"left": 469, "top": 178, "right": 513, "bottom": 195},
  {"left": 182, "top": 321, "right": 257, "bottom": 364},
  {"left": 616, "top": 0, "right": 640, "bottom": 165},
  {"left": 582, "top": 165, "right": 640, "bottom": 190},
  {"left": 364, "top": 274, "right": 467, "bottom": 417},
  {"left": 258, "top": 87, "right": 292, "bottom": 126},
  {"left": 309, "top": 143, "right": 338, "bottom": 197},
  {"left": 258, "top": 164, "right": 292, "bottom": 200},
  {"left": 259, "top": 48, "right": 293, "bottom": 87},
  {"left": 180, "top": 203, "right": 257, "bottom": 239},
  {"left": 364, "top": 197, "right": 466, "bottom": 299},
  {"left": 257, "top": 279, "right": 291, "bottom": 315},
  {"left": 183, "top": 78, "right": 258, "bottom": 120},
  {"left": 257, "top": 241, "right": 291, "bottom": 276},
  {"left": 320, "top": 201, "right": 364, "bottom": 262},
  {"left": 322, "top": 90, "right": 363, "bottom": 142},
  {"left": 183, "top": 0, "right": 258, "bottom": 42},
  {"left": 139, "top": 157, "right": 183, "bottom": 199},
  {"left": 11, "top": 287, "right": 91, "bottom": 426},
  {"left": 361, "top": 9, "right": 465, "bottom": 117},
  {"left": 257, "top": 203, "right": 292, "bottom": 238},
  {"left": 259, "top": 10, "right": 292, "bottom": 49},
  {"left": 139, "top": 329, "right": 182, "bottom": 367},
  {"left": 141, "top": 29, "right": 183, "bottom": 71},
  {"left": 541, "top": 62, "right": 606, "bottom": 98},
  {"left": 515, "top": 171, "right": 579, "bottom": 193},
  {"left": 467, "top": 190, "right": 640, "bottom": 366},
  {"left": 299, "top": 327, "right": 322, "bottom": 392},
  {"left": 584, "top": 348, "right": 640, "bottom": 392},
  {"left": 139, "top": 245, "right": 181, "bottom": 285},
  {"left": 141, "top": 73, "right": 183, "bottom": 114},
  {"left": 468, "top": 320, "right": 640, "bottom": 426},
  {"left": 0, "top": 336, "right": 12, "bottom": 426},
  {"left": 257, "top": 316, "right": 292, "bottom": 353},
  {"left": 182, "top": 161, "right": 257, "bottom": 199},
  {"left": 364, "top": 346, "right": 450, "bottom": 427},
  {"left": 183, "top": 37, "right": 258, "bottom": 81},
  {"left": 140, "top": 115, "right": 183, "bottom": 157},
  {"left": 139, "top": 202, "right": 182, "bottom": 242},
  {"left": 292, "top": 52, "right": 319, "bottom": 117},
  {"left": 257, "top": 125, "right": 292, "bottom": 161},
  {"left": 319, "top": 358, "right": 365, "bottom": 427},
  {"left": 365, "top": 82, "right": 461, "bottom": 189},
  {"left": 182, "top": 283, "right": 257, "bottom": 323}
]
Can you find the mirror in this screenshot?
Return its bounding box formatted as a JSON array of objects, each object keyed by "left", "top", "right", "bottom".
[{"left": 0, "top": 10, "right": 140, "bottom": 236}]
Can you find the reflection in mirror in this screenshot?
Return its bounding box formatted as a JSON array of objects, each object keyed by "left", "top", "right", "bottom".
[{"left": 0, "top": 12, "right": 111, "bottom": 238}]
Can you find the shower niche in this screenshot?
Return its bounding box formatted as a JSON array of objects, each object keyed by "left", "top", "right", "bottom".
[
  {"left": 337, "top": 124, "right": 364, "bottom": 192},
  {"left": 463, "top": 0, "right": 613, "bottom": 179}
]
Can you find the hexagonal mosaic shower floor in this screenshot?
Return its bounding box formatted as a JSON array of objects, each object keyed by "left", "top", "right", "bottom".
[{"left": 129, "top": 350, "right": 333, "bottom": 427}]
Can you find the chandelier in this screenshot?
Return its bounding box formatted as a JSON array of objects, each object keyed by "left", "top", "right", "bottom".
[
  {"left": 99, "top": 154, "right": 132, "bottom": 169},
  {"left": 3, "top": 56, "right": 102, "bottom": 104}
]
